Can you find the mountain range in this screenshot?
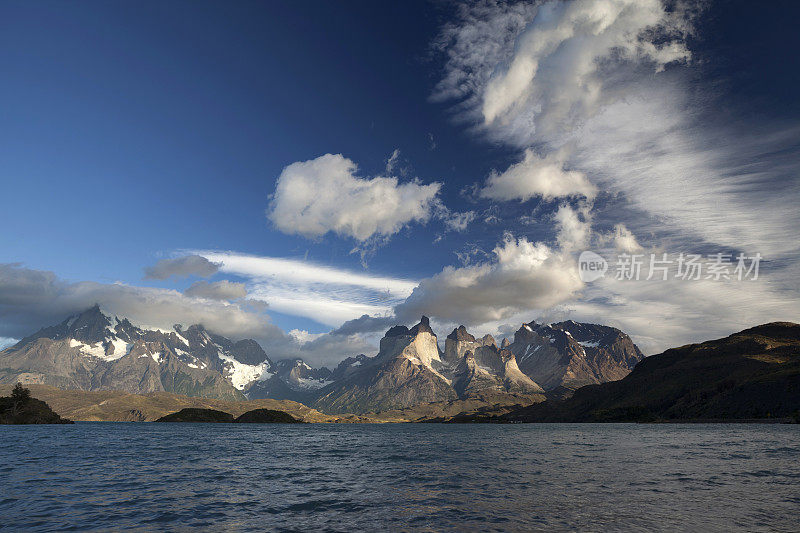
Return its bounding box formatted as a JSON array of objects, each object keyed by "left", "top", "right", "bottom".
[
  {"left": 0, "top": 306, "right": 643, "bottom": 415},
  {"left": 492, "top": 322, "right": 800, "bottom": 423}
]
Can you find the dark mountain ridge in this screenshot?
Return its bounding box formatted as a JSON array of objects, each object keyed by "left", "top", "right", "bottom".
[{"left": 499, "top": 322, "right": 800, "bottom": 422}]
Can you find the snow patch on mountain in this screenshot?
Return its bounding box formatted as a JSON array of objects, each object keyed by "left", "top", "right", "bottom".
[
  {"left": 69, "top": 337, "right": 130, "bottom": 362},
  {"left": 295, "top": 377, "right": 334, "bottom": 390},
  {"left": 218, "top": 352, "right": 272, "bottom": 390}
]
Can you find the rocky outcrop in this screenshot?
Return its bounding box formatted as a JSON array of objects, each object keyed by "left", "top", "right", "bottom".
[
  {"left": 330, "top": 354, "right": 372, "bottom": 381},
  {"left": 314, "top": 318, "right": 544, "bottom": 414},
  {"left": 0, "top": 307, "right": 644, "bottom": 414},
  {"left": 275, "top": 359, "right": 333, "bottom": 390},
  {"left": 449, "top": 333, "right": 543, "bottom": 397},
  {"left": 315, "top": 317, "right": 454, "bottom": 414},
  {"left": 443, "top": 325, "right": 477, "bottom": 364},
  {"left": 505, "top": 320, "right": 643, "bottom": 390}
]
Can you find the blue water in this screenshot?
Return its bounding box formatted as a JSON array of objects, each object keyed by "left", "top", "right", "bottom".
[{"left": 1, "top": 423, "right": 798, "bottom": 532}]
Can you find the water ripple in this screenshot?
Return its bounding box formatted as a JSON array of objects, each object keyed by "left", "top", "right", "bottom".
[{"left": 0, "top": 423, "right": 798, "bottom": 532}]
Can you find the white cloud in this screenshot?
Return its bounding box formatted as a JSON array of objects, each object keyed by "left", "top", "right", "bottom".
[
  {"left": 439, "top": 207, "right": 476, "bottom": 232},
  {"left": 432, "top": 0, "right": 538, "bottom": 106},
  {"left": 144, "top": 255, "right": 220, "bottom": 280},
  {"left": 432, "top": 0, "right": 800, "bottom": 261},
  {"left": 553, "top": 202, "right": 592, "bottom": 252},
  {"left": 608, "top": 223, "right": 642, "bottom": 253},
  {"left": 267, "top": 153, "right": 441, "bottom": 243},
  {"left": 0, "top": 337, "right": 17, "bottom": 350},
  {"left": 193, "top": 251, "right": 417, "bottom": 328},
  {"left": 480, "top": 149, "right": 596, "bottom": 202},
  {"left": 394, "top": 233, "right": 582, "bottom": 325},
  {"left": 288, "top": 329, "right": 325, "bottom": 345},
  {"left": 567, "top": 270, "right": 800, "bottom": 356},
  {"left": 478, "top": 0, "right": 693, "bottom": 136},
  {"left": 385, "top": 148, "right": 402, "bottom": 174},
  {"left": 561, "top": 93, "right": 800, "bottom": 258},
  {"left": 184, "top": 280, "right": 247, "bottom": 301},
  {"left": 291, "top": 331, "right": 376, "bottom": 368}
]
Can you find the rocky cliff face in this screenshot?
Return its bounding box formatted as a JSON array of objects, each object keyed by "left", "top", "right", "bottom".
[
  {"left": 315, "top": 316, "right": 457, "bottom": 414},
  {"left": 506, "top": 320, "right": 643, "bottom": 390},
  {"left": 448, "top": 330, "right": 543, "bottom": 396},
  {"left": 314, "top": 317, "right": 545, "bottom": 414},
  {"left": 313, "top": 316, "right": 643, "bottom": 414}
]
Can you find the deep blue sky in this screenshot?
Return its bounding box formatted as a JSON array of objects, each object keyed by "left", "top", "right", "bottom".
[
  {"left": 1, "top": 0, "right": 798, "bottom": 338},
  {"left": 0, "top": 1, "right": 510, "bottom": 281}
]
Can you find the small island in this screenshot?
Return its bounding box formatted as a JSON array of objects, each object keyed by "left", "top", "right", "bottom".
[
  {"left": 234, "top": 408, "right": 301, "bottom": 423},
  {"left": 0, "top": 383, "right": 73, "bottom": 424},
  {"left": 155, "top": 407, "right": 301, "bottom": 423},
  {"left": 155, "top": 408, "right": 235, "bottom": 423}
]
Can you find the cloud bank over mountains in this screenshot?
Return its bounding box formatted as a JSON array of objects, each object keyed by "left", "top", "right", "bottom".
[{"left": 0, "top": 262, "right": 373, "bottom": 368}]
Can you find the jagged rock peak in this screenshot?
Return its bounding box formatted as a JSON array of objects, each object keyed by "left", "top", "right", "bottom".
[
  {"left": 501, "top": 338, "right": 510, "bottom": 349},
  {"left": 409, "top": 316, "right": 435, "bottom": 336},
  {"left": 499, "top": 348, "right": 515, "bottom": 362},
  {"left": 447, "top": 325, "right": 475, "bottom": 342},
  {"left": 385, "top": 325, "right": 410, "bottom": 337},
  {"left": 481, "top": 334, "right": 497, "bottom": 347},
  {"left": 513, "top": 321, "right": 539, "bottom": 343},
  {"left": 384, "top": 316, "right": 436, "bottom": 338}
]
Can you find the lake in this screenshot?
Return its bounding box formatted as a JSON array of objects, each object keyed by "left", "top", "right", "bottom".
[{"left": 1, "top": 423, "right": 798, "bottom": 531}]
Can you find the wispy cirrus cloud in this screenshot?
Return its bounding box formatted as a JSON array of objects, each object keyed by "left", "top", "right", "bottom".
[
  {"left": 193, "top": 251, "right": 417, "bottom": 328},
  {"left": 424, "top": 0, "right": 800, "bottom": 355},
  {"left": 184, "top": 280, "right": 247, "bottom": 301}
]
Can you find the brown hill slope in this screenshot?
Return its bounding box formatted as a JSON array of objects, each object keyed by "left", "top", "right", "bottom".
[
  {"left": 0, "top": 384, "right": 345, "bottom": 422},
  {"left": 500, "top": 322, "right": 800, "bottom": 422}
]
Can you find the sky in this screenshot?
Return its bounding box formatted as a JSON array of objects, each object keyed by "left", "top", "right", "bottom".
[{"left": 1, "top": 0, "right": 799, "bottom": 366}]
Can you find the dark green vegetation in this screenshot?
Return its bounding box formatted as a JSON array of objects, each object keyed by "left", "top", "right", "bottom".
[
  {"left": 494, "top": 322, "right": 800, "bottom": 423},
  {"left": 155, "top": 408, "right": 235, "bottom": 423},
  {"left": 234, "top": 408, "right": 301, "bottom": 423},
  {"left": 0, "top": 383, "right": 73, "bottom": 424},
  {"left": 155, "top": 407, "right": 300, "bottom": 423}
]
